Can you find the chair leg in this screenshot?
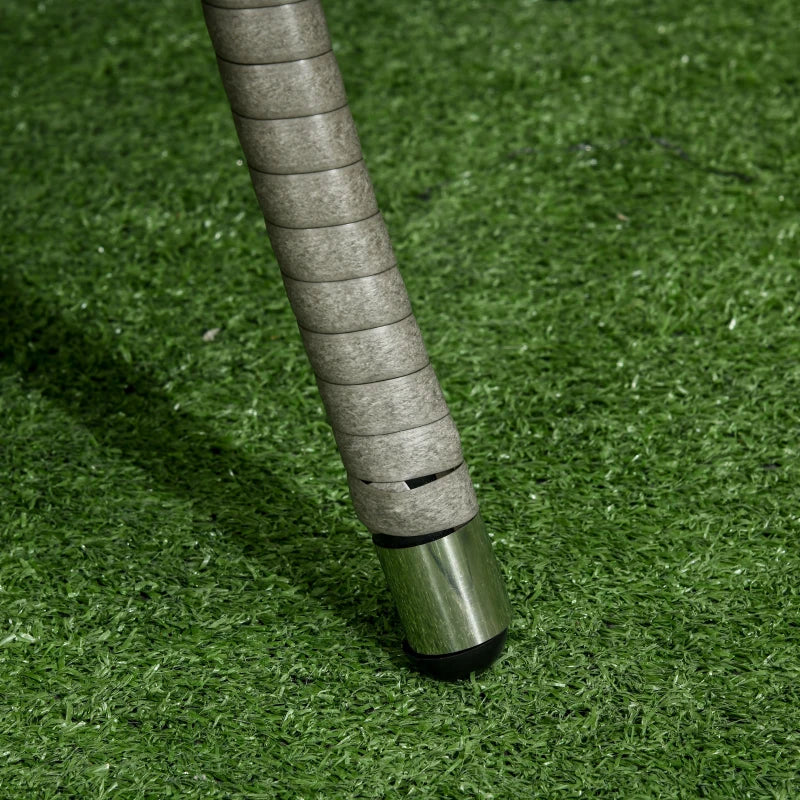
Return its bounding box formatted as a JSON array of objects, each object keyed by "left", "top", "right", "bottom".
[{"left": 202, "top": 0, "right": 510, "bottom": 678}]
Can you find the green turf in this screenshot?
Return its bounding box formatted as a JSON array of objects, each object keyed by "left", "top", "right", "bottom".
[{"left": 2, "top": 0, "right": 799, "bottom": 796}]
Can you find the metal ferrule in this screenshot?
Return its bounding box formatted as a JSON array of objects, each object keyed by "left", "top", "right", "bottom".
[{"left": 375, "top": 513, "right": 511, "bottom": 656}]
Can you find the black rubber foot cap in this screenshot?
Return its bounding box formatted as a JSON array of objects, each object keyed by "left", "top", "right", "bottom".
[{"left": 403, "top": 629, "right": 508, "bottom": 681}]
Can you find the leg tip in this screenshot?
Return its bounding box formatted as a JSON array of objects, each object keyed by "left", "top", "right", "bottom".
[{"left": 402, "top": 628, "right": 508, "bottom": 681}]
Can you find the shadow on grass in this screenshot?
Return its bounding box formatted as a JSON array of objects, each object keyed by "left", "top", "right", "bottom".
[{"left": 0, "top": 274, "right": 403, "bottom": 664}]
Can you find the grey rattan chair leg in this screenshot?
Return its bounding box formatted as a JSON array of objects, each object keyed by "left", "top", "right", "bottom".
[{"left": 202, "top": 0, "right": 511, "bottom": 678}]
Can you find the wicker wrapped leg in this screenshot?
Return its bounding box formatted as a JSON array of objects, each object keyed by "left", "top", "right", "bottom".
[{"left": 202, "top": 0, "right": 510, "bottom": 678}]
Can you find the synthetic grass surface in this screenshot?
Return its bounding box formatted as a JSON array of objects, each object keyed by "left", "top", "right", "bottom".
[{"left": 2, "top": 0, "right": 799, "bottom": 796}]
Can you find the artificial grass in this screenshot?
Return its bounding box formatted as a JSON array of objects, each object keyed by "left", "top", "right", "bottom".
[{"left": 2, "top": 0, "right": 799, "bottom": 796}]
